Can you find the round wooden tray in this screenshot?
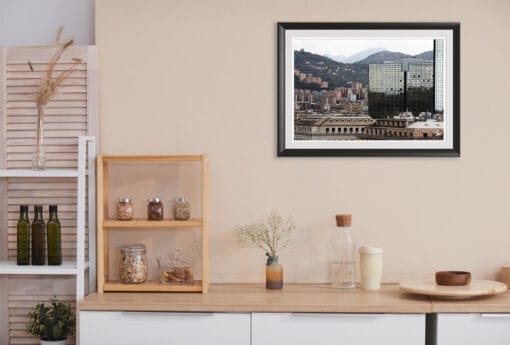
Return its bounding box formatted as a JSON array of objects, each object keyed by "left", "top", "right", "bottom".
[{"left": 399, "top": 279, "right": 507, "bottom": 298}]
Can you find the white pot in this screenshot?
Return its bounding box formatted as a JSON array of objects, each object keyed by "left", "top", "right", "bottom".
[{"left": 41, "top": 340, "right": 66, "bottom": 345}]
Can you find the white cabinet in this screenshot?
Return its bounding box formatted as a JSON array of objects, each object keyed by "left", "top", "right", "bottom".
[
  {"left": 79, "top": 311, "right": 251, "bottom": 345},
  {"left": 437, "top": 313, "right": 510, "bottom": 345},
  {"left": 252, "top": 313, "right": 425, "bottom": 345},
  {"left": 80, "top": 311, "right": 426, "bottom": 345}
]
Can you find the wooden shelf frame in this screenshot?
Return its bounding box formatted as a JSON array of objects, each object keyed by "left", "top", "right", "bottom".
[
  {"left": 103, "top": 219, "right": 203, "bottom": 228},
  {"left": 103, "top": 280, "right": 203, "bottom": 292},
  {"left": 97, "top": 154, "right": 208, "bottom": 293},
  {"left": 100, "top": 155, "right": 203, "bottom": 162}
]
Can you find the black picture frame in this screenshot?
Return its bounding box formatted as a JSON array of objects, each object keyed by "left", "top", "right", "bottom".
[{"left": 277, "top": 22, "right": 460, "bottom": 157}]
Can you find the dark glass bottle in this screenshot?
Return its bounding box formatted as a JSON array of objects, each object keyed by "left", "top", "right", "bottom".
[
  {"left": 31, "top": 205, "right": 46, "bottom": 265},
  {"left": 16, "top": 205, "right": 30, "bottom": 265},
  {"left": 47, "top": 205, "right": 62, "bottom": 265}
]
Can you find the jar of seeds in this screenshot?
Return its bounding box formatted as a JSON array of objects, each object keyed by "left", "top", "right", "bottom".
[
  {"left": 119, "top": 244, "right": 147, "bottom": 284},
  {"left": 173, "top": 196, "right": 191, "bottom": 220},
  {"left": 147, "top": 197, "right": 163, "bottom": 220},
  {"left": 116, "top": 197, "right": 133, "bottom": 220}
]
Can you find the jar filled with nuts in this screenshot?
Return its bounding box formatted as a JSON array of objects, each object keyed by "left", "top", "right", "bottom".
[
  {"left": 119, "top": 244, "right": 147, "bottom": 284},
  {"left": 116, "top": 197, "right": 133, "bottom": 220},
  {"left": 147, "top": 197, "right": 163, "bottom": 221},
  {"left": 173, "top": 196, "right": 191, "bottom": 220}
]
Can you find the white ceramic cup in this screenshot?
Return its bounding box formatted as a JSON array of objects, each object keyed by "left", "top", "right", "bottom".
[{"left": 359, "top": 246, "right": 384, "bottom": 290}]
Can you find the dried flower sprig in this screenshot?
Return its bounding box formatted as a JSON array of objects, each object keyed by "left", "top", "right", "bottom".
[{"left": 234, "top": 210, "right": 296, "bottom": 259}]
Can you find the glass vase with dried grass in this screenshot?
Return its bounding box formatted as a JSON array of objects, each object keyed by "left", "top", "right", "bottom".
[
  {"left": 30, "top": 28, "right": 82, "bottom": 170},
  {"left": 32, "top": 104, "right": 46, "bottom": 170}
]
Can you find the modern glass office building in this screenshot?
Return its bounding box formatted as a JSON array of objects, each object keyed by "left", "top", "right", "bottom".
[
  {"left": 407, "top": 62, "right": 433, "bottom": 89},
  {"left": 434, "top": 39, "right": 445, "bottom": 112},
  {"left": 368, "top": 63, "right": 404, "bottom": 94},
  {"left": 368, "top": 42, "right": 439, "bottom": 118}
]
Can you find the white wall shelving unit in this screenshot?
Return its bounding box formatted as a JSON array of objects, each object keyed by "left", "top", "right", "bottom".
[
  {"left": 0, "top": 136, "right": 96, "bottom": 299},
  {"left": 0, "top": 44, "right": 98, "bottom": 344}
]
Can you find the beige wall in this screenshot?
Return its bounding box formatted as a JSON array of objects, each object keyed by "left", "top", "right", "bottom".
[{"left": 96, "top": 0, "right": 510, "bottom": 283}]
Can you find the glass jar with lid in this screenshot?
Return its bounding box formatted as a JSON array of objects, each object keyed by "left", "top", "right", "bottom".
[
  {"left": 173, "top": 196, "right": 191, "bottom": 220},
  {"left": 158, "top": 250, "right": 193, "bottom": 285},
  {"left": 119, "top": 243, "right": 148, "bottom": 284},
  {"left": 147, "top": 197, "right": 163, "bottom": 220},
  {"left": 116, "top": 197, "right": 134, "bottom": 220}
]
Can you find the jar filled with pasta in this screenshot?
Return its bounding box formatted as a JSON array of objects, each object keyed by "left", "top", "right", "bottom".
[{"left": 119, "top": 243, "right": 147, "bottom": 284}]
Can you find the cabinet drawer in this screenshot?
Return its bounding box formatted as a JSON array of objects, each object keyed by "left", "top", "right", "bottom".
[
  {"left": 79, "top": 311, "right": 250, "bottom": 345},
  {"left": 252, "top": 313, "right": 425, "bottom": 345},
  {"left": 437, "top": 313, "right": 510, "bottom": 345}
]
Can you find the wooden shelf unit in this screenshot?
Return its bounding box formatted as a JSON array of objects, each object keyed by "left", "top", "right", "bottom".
[
  {"left": 102, "top": 280, "right": 203, "bottom": 292},
  {"left": 103, "top": 219, "right": 203, "bottom": 228},
  {"left": 97, "top": 155, "right": 208, "bottom": 293}
]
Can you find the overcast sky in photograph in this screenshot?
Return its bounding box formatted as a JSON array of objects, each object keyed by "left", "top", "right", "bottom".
[{"left": 293, "top": 39, "right": 433, "bottom": 57}]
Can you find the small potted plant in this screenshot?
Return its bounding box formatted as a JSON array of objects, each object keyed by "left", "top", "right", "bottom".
[
  {"left": 234, "top": 210, "right": 296, "bottom": 289},
  {"left": 26, "top": 296, "right": 75, "bottom": 345}
]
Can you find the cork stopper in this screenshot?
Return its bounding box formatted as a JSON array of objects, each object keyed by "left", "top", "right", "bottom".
[{"left": 335, "top": 214, "right": 352, "bottom": 227}]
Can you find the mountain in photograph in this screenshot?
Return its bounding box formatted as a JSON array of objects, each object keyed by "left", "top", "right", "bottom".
[
  {"left": 326, "top": 53, "right": 348, "bottom": 63},
  {"left": 344, "top": 47, "right": 386, "bottom": 63},
  {"left": 294, "top": 49, "right": 435, "bottom": 89},
  {"left": 294, "top": 49, "right": 369, "bottom": 87},
  {"left": 356, "top": 51, "right": 410, "bottom": 64},
  {"left": 415, "top": 50, "right": 433, "bottom": 59},
  {"left": 326, "top": 47, "right": 385, "bottom": 63}
]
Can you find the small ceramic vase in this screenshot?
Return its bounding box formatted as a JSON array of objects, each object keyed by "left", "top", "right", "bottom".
[{"left": 266, "top": 255, "right": 283, "bottom": 289}]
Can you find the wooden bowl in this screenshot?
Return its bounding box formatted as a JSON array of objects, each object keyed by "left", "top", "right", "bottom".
[{"left": 435, "top": 271, "right": 471, "bottom": 286}]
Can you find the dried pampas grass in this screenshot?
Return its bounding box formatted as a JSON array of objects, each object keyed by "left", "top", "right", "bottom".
[
  {"left": 28, "top": 27, "right": 82, "bottom": 151},
  {"left": 28, "top": 27, "right": 82, "bottom": 114}
]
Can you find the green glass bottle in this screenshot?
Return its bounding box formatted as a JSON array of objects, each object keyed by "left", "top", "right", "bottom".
[
  {"left": 16, "top": 205, "right": 30, "bottom": 265},
  {"left": 31, "top": 205, "right": 45, "bottom": 265},
  {"left": 47, "top": 205, "right": 62, "bottom": 265}
]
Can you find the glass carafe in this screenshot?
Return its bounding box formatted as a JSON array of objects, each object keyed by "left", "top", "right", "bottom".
[{"left": 331, "top": 214, "right": 356, "bottom": 288}]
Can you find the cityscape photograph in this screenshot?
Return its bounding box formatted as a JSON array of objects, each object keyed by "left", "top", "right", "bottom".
[{"left": 293, "top": 38, "right": 445, "bottom": 141}]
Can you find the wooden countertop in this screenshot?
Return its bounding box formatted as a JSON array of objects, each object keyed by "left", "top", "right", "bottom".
[
  {"left": 80, "top": 284, "right": 510, "bottom": 313},
  {"left": 429, "top": 290, "right": 510, "bottom": 313},
  {"left": 80, "top": 284, "right": 431, "bottom": 313}
]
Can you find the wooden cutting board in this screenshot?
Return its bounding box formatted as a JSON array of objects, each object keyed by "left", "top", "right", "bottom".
[{"left": 399, "top": 279, "right": 507, "bottom": 298}]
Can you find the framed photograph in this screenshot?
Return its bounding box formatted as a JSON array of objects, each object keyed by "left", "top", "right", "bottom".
[{"left": 277, "top": 22, "right": 460, "bottom": 156}]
